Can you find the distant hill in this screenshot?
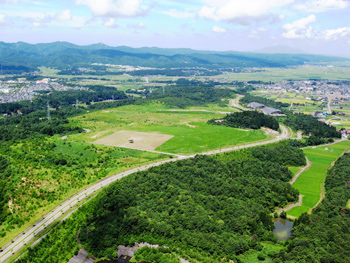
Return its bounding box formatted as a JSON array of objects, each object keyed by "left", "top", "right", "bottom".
[
  {"left": 255, "top": 45, "right": 306, "bottom": 54},
  {"left": 0, "top": 41, "right": 349, "bottom": 73}
]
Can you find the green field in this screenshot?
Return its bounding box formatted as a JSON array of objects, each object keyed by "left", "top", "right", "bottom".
[
  {"left": 288, "top": 167, "right": 301, "bottom": 176},
  {"left": 217, "top": 66, "right": 350, "bottom": 81},
  {"left": 69, "top": 103, "right": 270, "bottom": 154},
  {"left": 288, "top": 140, "right": 350, "bottom": 217}
]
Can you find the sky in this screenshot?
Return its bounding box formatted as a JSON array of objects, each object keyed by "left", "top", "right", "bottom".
[{"left": 0, "top": 0, "right": 350, "bottom": 56}]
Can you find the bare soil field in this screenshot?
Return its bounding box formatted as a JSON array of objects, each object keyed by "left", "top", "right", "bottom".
[{"left": 93, "top": 130, "right": 174, "bottom": 151}]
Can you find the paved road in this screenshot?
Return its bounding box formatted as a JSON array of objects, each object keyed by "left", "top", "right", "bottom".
[{"left": 0, "top": 124, "right": 291, "bottom": 263}]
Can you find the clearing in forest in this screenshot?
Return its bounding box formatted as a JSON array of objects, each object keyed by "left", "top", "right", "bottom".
[
  {"left": 69, "top": 103, "right": 270, "bottom": 154},
  {"left": 93, "top": 130, "right": 174, "bottom": 151},
  {"left": 287, "top": 140, "right": 350, "bottom": 218}
]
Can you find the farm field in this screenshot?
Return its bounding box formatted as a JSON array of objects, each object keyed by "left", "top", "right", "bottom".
[
  {"left": 252, "top": 89, "right": 327, "bottom": 114},
  {"left": 287, "top": 140, "right": 350, "bottom": 218},
  {"left": 337, "top": 121, "right": 350, "bottom": 129},
  {"left": 217, "top": 66, "right": 350, "bottom": 81},
  {"left": 68, "top": 103, "right": 270, "bottom": 154}
]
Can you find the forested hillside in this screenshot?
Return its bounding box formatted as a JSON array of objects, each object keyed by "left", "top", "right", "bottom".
[
  {"left": 275, "top": 153, "right": 350, "bottom": 262},
  {"left": 0, "top": 41, "right": 348, "bottom": 73},
  {"left": 17, "top": 143, "right": 303, "bottom": 263},
  {"left": 0, "top": 137, "right": 167, "bottom": 238}
]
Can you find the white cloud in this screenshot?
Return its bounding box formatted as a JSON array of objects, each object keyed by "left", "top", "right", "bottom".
[
  {"left": 295, "top": 0, "right": 349, "bottom": 12},
  {"left": 33, "top": 21, "right": 41, "bottom": 27},
  {"left": 198, "top": 0, "right": 294, "bottom": 23},
  {"left": 15, "top": 10, "right": 87, "bottom": 28},
  {"left": 0, "top": 13, "right": 10, "bottom": 25},
  {"left": 127, "top": 21, "right": 145, "bottom": 29},
  {"left": 57, "top": 9, "right": 72, "bottom": 21},
  {"left": 103, "top": 18, "right": 118, "bottom": 27},
  {"left": 282, "top": 14, "right": 316, "bottom": 38},
  {"left": 0, "top": 0, "right": 24, "bottom": 3},
  {"left": 76, "top": 0, "right": 150, "bottom": 17},
  {"left": 249, "top": 27, "right": 268, "bottom": 38},
  {"left": 67, "top": 15, "right": 89, "bottom": 27},
  {"left": 212, "top": 25, "right": 226, "bottom": 33},
  {"left": 324, "top": 27, "right": 350, "bottom": 40},
  {"left": 0, "top": 13, "right": 5, "bottom": 22},
  {"left": 162, "top": 9, "right": 194, "bottom": 19}
]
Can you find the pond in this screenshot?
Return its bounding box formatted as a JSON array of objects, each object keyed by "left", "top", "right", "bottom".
[{"left": 273, "top": 217, "right": 294, "bottom": 241}]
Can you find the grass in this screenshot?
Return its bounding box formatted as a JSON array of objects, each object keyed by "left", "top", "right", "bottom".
[
  {"left": 69, "top": 102, "right": 270, "bottom": 154},
  {"left": 238, "top": 242, "right": 284, "bottom": 263},
  {"left": 287, "top": 140, "right": 350, "bottom": 217},
  {"left": 288, "top": 167, "right": 301, "bottom": 176}
]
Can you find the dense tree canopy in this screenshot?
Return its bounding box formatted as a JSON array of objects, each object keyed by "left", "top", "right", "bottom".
[
  {"left": 18, "top": 144, "right": 303, "bottom": 263},
  {"left": 208, "top": 111, "right": 280, "bottom": 131},
  {"left": 275, "top": 153, "right": 350, "bottom": 262}
]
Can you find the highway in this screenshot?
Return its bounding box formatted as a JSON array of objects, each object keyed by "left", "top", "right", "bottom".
[{"left": 0, "top": 124, "right": 291, "bottom": 263}]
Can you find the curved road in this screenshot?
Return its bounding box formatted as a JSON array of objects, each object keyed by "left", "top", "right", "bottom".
[{"left": 0, "top": 124, "right": 291, "bottom": 262}]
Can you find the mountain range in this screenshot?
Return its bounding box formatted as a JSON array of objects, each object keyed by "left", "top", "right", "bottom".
[{"left": 0, "top": 41, "right": 349, "bottom": 73}]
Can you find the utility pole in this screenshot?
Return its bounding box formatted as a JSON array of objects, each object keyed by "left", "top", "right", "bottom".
[
  {"left": 47, "top": 101, "right": 51, "bottom": 120},
  {"left": 76, "top": 99, "right": 79, "bottom": 110}
]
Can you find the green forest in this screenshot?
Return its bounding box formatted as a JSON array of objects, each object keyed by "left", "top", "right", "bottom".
[
  {"left": 17, "top": 143, "right": 304, "bottom": 263},
  {"left": 274, "top": 153, "right": 350, "bottom": 262},
  {"left": 208, "top": 111, "right": 280, "bottom": 131},
  {"left": 0, "top": 137, "right": 167, "bottom": 239},
  {"left": 240, "top": 95, "right": 341, "bottom": 140}
]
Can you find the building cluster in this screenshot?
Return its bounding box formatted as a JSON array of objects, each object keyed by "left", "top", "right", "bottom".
[
  {"left": 251, "top": 80, "right": 350, "bottom": 100},
  {"left": 0, "top": 78, "right": 88, "bottom": 103},
  {"left": 340, "top": 129, "right": 350, "bottom": 139}
]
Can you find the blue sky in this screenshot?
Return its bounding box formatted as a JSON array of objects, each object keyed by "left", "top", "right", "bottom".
[{"left": 0, "top": 0, "right": 349, "bottom": 56}]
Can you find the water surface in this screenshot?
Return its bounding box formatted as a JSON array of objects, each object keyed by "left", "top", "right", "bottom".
[{"left": 273, "top": 217, "right": 293, "bottom": 241}]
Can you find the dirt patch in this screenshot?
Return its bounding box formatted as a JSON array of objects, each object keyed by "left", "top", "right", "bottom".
[
  {"left": 8, "top": 199, "right": 13, "bottom": 214},
  {"left": 90, "top": 130, "right": 109, "bottom": 139},
  {"left": 186, "top": 123, "right": 196, "bottom": 128},
  {"left": 93, "top": 130, "right": 174, "bottom": 151},
  {"left": 261, "top": 127, "right": 279, "bottom": 136}
]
